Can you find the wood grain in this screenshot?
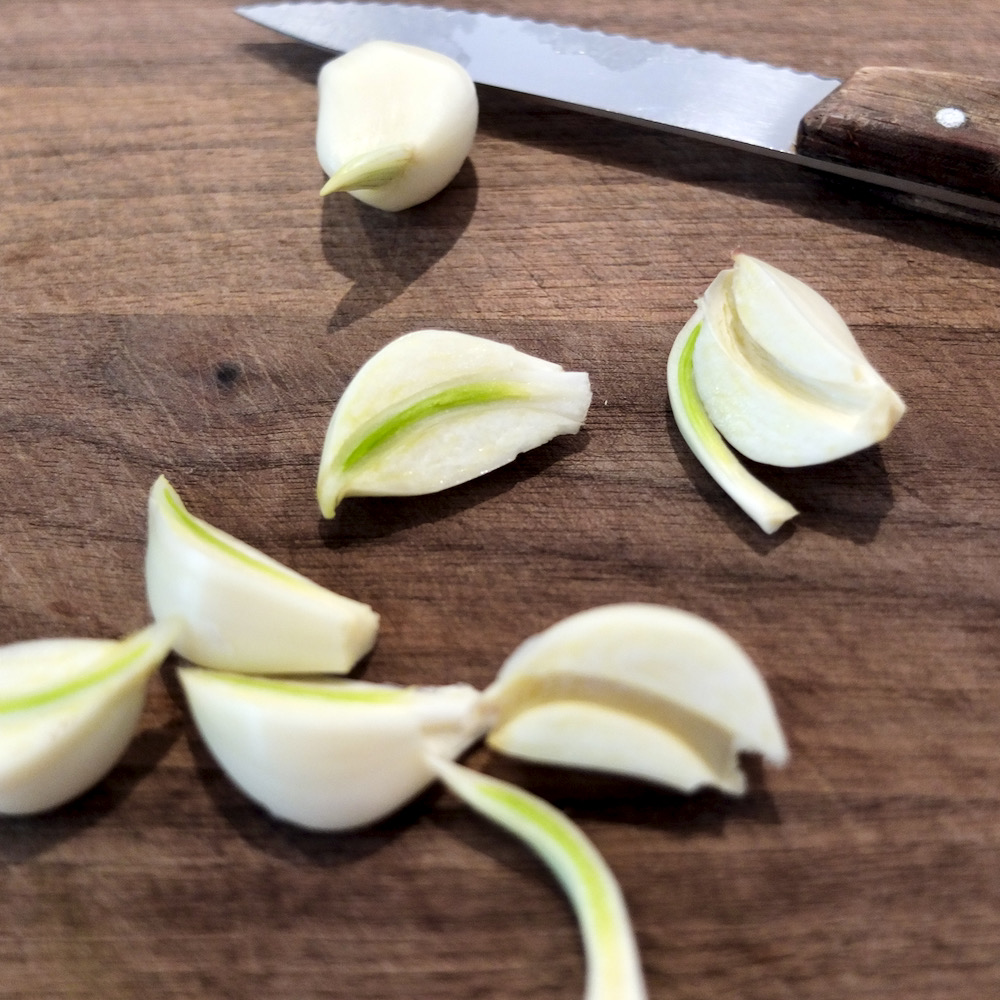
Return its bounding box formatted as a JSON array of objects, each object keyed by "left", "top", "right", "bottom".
[
  {"left": 797, "top": 67, "right": 1000, "bottom": 198},
  {"left": 3, "top": 2, "right": 1000, "bottom": 998}
]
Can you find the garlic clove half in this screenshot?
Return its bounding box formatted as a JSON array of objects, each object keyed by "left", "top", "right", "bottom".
[
  {"left": 667, "top": 309, "right": 799, "bottom": 534},
  {"left": 0, "top": 620, "right": 178, "bottom": 815},
  {"left": 145, "top": 475, "right": 379, "bottom": 674},
  {"left": 429, "top": 758, "right": 648, "bottom": 1000},
  {"left": 316, "top": 40, "right": 478, "bottom": 211},
  {"left": 692, "top": 254, "right": 906, "bottom": 467},
  {"left": 730, "top": 253, "right": 881, "bottom": 389},
  {"left": 483, "top": 604, "right": 787, "bottom": 795},
  {"left": 317, "top": 329, "right": 592, "bottom": 518},
  {"left": 179, "top": 669, "right": 487, "bottom": 831}
]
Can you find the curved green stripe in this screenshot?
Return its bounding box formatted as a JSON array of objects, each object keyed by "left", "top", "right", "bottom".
[
  {"left": 432, "top": 760, "right": 645, "bottom": 999},
  {"left": 474, "top": 778, "right": 617, "bottom": 937},
  {"left": 190, "top": 671, "right": 412, "bottom": 705},
  {"left": 0, "top": 634, "right": 155, "bottom": 715},
  {"left": 340, "top": 382, "right": 531, "bottom": 472},
  {"left": 676, "top": 322, "right": 718, "bottom": 443},
  {"left": 160, "top": 480, "right": 302, "bottom": 587}
]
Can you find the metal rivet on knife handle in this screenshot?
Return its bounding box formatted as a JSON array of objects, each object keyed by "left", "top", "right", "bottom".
[{"left": 796, "top": 67, "right": 1000, "bottom": 200}]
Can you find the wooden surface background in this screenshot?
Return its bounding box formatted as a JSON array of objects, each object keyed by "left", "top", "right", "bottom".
[{"left": 3, "top": 1, "right": 1000, "bottom": 997}]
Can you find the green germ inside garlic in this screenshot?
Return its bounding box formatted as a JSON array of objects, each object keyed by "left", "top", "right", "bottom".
[
  {"left": 317, "top": 329, "right": 591, "bottom": 518},
  {"left": 319, "top": 144, "right": 415, "bottom": 196},
  {"left": 146, "top": 475, "right": 379, "bottom": 674},
  {"left": 430, "top": 758, "right": 647, "bottom": 1000},
  {"left": 179, "top": 669, "right": 487, "bottom": 831},
  {"left": 0, "top": 620, "right": 178, "bottom": 816},
  {"left": 669, "top": 254, "right": 906, "bottom": 531},
  {"left": 339, "top": 381, "right": 532, "bottom": 472},
  {"left": 667, "top": 311, "right": 799, "bottom": 534},
  {"left": 158, "top": 475, "right": 300, "bottom": 585},
  {"left": 316, "top": 40, "right": 478, "bottom": 211},
  {"left": 198, "top": 672, "right": 414, "bottom": 704}
]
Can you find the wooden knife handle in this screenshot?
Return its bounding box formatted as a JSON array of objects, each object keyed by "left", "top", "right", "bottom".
[{"left": 796, "top": 67, "right": 1000, "bottom": 199}]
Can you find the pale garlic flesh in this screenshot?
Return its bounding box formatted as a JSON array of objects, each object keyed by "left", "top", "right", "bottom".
[
  {"left": 179, "top": 670, "right": 488, "bottom": 831},
  {"left": 316, "top": 40, "right": 478, "bottom": 211},
  {"left": 669, "top": 254, "right": 906, "bottom": 532},
  {"left": 145, "top": 475, "right": 379, "bottom": 674},
  {"left": 483, "top": 603, "right": 787, "bottom": 795},
  {"left": 317, "top": 329, "right": 592, "bottom": 518},
  {"left": 0, "top": 620, "right": 178, "bottom": 815},
  {"left": 693, "top": 254, "right": 906, "bottom": 467}
]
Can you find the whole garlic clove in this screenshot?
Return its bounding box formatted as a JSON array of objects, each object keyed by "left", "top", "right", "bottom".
[
  {"left": 483, "top": 603, "right": 787, "bottom": 795},
  {"left": 316, "top": 40, "right": 478, "bottom": 211},
  {"left": 0, "top": 620, "right": 178, "bottom": 815},
  {"left": 145, "top": 475, "right": 379, "bottom": 674},
  {"left": 179, "top": 669, "right": 487, "bottom": 831},
  {"left": 316, "top": 329, "right": 591, "bottom": 519}
]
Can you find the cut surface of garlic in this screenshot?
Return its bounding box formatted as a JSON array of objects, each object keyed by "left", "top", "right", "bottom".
[
  {"left": 317, "top": 329, "right": 592, "bottom": 518},
  {"left": 316, "top": 40, "right": 478, "bottom": 211},
  {"left": 0, "top": 620, "right": 178, "bottom": 815},
  {"left": 429, "top": 758, "right": 648, "bottom": 1000},
  {"left": 180, "top": 669, "right": 487, "bottom": 831},
  {"left": 145, "top": 475, "right": 379, "bottom": 674},
  {"left": 483, "top": 603, "right": 787, "bottom": 795}
]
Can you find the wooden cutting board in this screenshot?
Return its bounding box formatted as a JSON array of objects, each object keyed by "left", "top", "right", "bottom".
[{"left": 3, "top": 1, "right": 999, "bottom": 997}]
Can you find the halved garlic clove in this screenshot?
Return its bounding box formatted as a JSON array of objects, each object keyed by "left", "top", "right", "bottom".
[
  {"left": 483, "top": 604, "right": 787, "bottom": 795},
  {"left": 317, "top": 329, "right": 592, "bottom": 518},
  {"left": 145, "top": 475, "right": 379, "bottom": 674},
  {"left": 667, "top": 309, "right": 799, "bottom": 535},
  {"left": 179, "top": 669, "right": 487, "bottom": 831},
  {"left": 693, "top": 255, "right": 906, "bottom": 467},
  {"left": 316, "top": 40, "right": 478, "bottom": 211},
  {"left": 0, "top": 620, "right": 178, "bottom": 815},
  {"left": 429, "top": 758, "right": 648, "bottom": 1000}
]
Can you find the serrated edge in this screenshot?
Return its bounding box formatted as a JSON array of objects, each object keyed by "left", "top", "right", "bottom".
[{"left": 236, "top": 1, "right": 840, "bottom": 86}]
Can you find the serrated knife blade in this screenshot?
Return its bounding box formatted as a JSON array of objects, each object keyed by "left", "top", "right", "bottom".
[{"left": 237, "top": 1, "right": 1000, "bottom": 220}]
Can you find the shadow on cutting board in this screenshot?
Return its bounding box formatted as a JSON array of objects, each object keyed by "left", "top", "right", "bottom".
[
  {"left": 318, "top": 431, "right": 589, "bottom": 549},
  {"left": 0, "top": 717, "right": 185, "bottom": 864},
  {"left": 477, "top": 87, "right": 1000, "bottom": 264},
  {"left": 319, "top": 160, "right": 479, "bottom": 332},
  {"left": 663, "top": 409, "right": 897, "bottom": 548},
  {"left": 451, "top": 747, "right": 782, "bottom": 836},
  {"left": 241, "top": 41, "right": 330, "bottom": 83},
  {"left": 241, "top": 40, "right": 480, "bottom": 328}
]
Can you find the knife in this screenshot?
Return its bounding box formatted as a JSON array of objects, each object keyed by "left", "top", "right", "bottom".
[{"left": 236, "top": 1, "right": 1000, "bottom": 221}]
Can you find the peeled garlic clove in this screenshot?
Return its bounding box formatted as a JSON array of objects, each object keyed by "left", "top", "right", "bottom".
[
  {"left": 145, "top": 475, "right": 379, "bottom": 674},
  {"left": 317, "top": 329, "right": 592, "bottom": 518},
  {"left": 429, "top": 758, "right": 648, "bottom": 1000},
  {"left": 316, "top": 40, "right": 478, "bottom": 211},
  {"left": 692, "top": 254, "right": 906, "bottom": 467},
  {"left": 0, "top": 620, "right": 178, "bottom": 815},
  {"left": 667, "top": 309, "right": 799, "bottom": 534},
  {"left": 483, "top": 604, "right": 787, "bottom": 795},
  {"left": 179, "top": 669, "right": 487, "bottom": 831}
]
